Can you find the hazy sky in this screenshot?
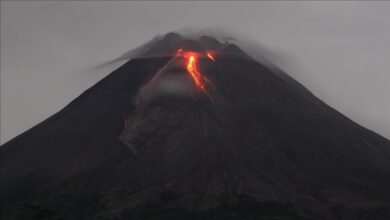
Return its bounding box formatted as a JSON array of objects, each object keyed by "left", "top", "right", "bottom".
[{"left": 1, "top": 1, "right": 390, "bottom": 144}]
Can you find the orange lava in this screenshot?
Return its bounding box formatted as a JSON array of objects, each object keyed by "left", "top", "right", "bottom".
[
  {"left": 181, "top": 51, "right": 213, "bottom": 100},
  {"left": 186, "top": 54, "right": 206, "bottom": 90},
  {"left": 174, "top": 49, "right": 216, "bottom": 100},
  {"left": 206, "top": 52, "right": 216, "bottom": 62}
]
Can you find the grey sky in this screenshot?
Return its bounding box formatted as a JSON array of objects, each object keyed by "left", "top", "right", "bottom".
[{"left": 1, "top": 1, "right": 390, "bottom": 144}]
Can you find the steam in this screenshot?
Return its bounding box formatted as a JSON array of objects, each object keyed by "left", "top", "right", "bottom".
[
  {"left": 137, "top": 76, "right": 194, "bottom": 105},
  {"left": 96, "top": 28, "right": 290, "bottom": 72}
]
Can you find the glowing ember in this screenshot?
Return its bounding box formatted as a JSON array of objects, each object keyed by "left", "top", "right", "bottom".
[
  {"left": 176, "top": 48, "right": 183, "bottom": 54},
  {"left": 206, "top": 52, "right": 216, "bottom": 62}
]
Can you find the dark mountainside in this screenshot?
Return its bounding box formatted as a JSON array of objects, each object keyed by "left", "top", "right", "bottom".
[{"left": 2, "top": 33, "right": 390, "bottom": 220}]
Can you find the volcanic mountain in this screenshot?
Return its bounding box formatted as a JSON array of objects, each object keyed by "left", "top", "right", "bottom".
[{"left": 2, "top": 33, "right": 390, "bottom": 220}]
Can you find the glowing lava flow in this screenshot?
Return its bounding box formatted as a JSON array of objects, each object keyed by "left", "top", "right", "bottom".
[
  {"left": 186, "top": 54, "right": 209, "bottom": 91},
  {"left": 175, "top": 50, "right": 215, "bottom": 100}
]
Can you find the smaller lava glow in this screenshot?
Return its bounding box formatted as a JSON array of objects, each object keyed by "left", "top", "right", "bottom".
[
  {"left": 206, "top": 52, "right": 216, "bottom": 62},
  {"left": 176, "top": 49, "right": 215, "bottom": 100}
]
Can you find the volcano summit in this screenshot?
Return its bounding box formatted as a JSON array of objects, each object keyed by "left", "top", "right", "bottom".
[{"left": 2, "top": 33, "right": 390, "bottom": 220}]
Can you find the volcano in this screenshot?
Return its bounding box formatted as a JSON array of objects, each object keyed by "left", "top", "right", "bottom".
[{"left": 2, "top": 33, "right": 390, "bottom": 220}]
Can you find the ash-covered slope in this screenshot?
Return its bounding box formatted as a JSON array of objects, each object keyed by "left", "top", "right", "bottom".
[{"left": 2, "top": 33, "right": 390, "bottom": 220}]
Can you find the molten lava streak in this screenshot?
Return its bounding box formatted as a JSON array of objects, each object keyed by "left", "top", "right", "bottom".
[
  {"left": 186, "top": 54, "right": 208, "bottom": 91},
  {"left": 206, "top": 52, "right": 216, "bottom": 62},
  {"left": 176, "top": 50, "right": 215, "bottom": 100}
]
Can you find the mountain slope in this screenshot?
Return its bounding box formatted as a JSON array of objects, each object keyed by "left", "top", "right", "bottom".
[{"left": 2, "top": 34, "right": 390, "bottom": 220}]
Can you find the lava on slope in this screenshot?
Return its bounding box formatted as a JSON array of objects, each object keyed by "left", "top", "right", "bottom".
[
  {"left": 176, "top": 49, "right": 215, "bottom": 100},
  {"left": 133, "top": 49, "right": 217, "bottom": 108}
]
